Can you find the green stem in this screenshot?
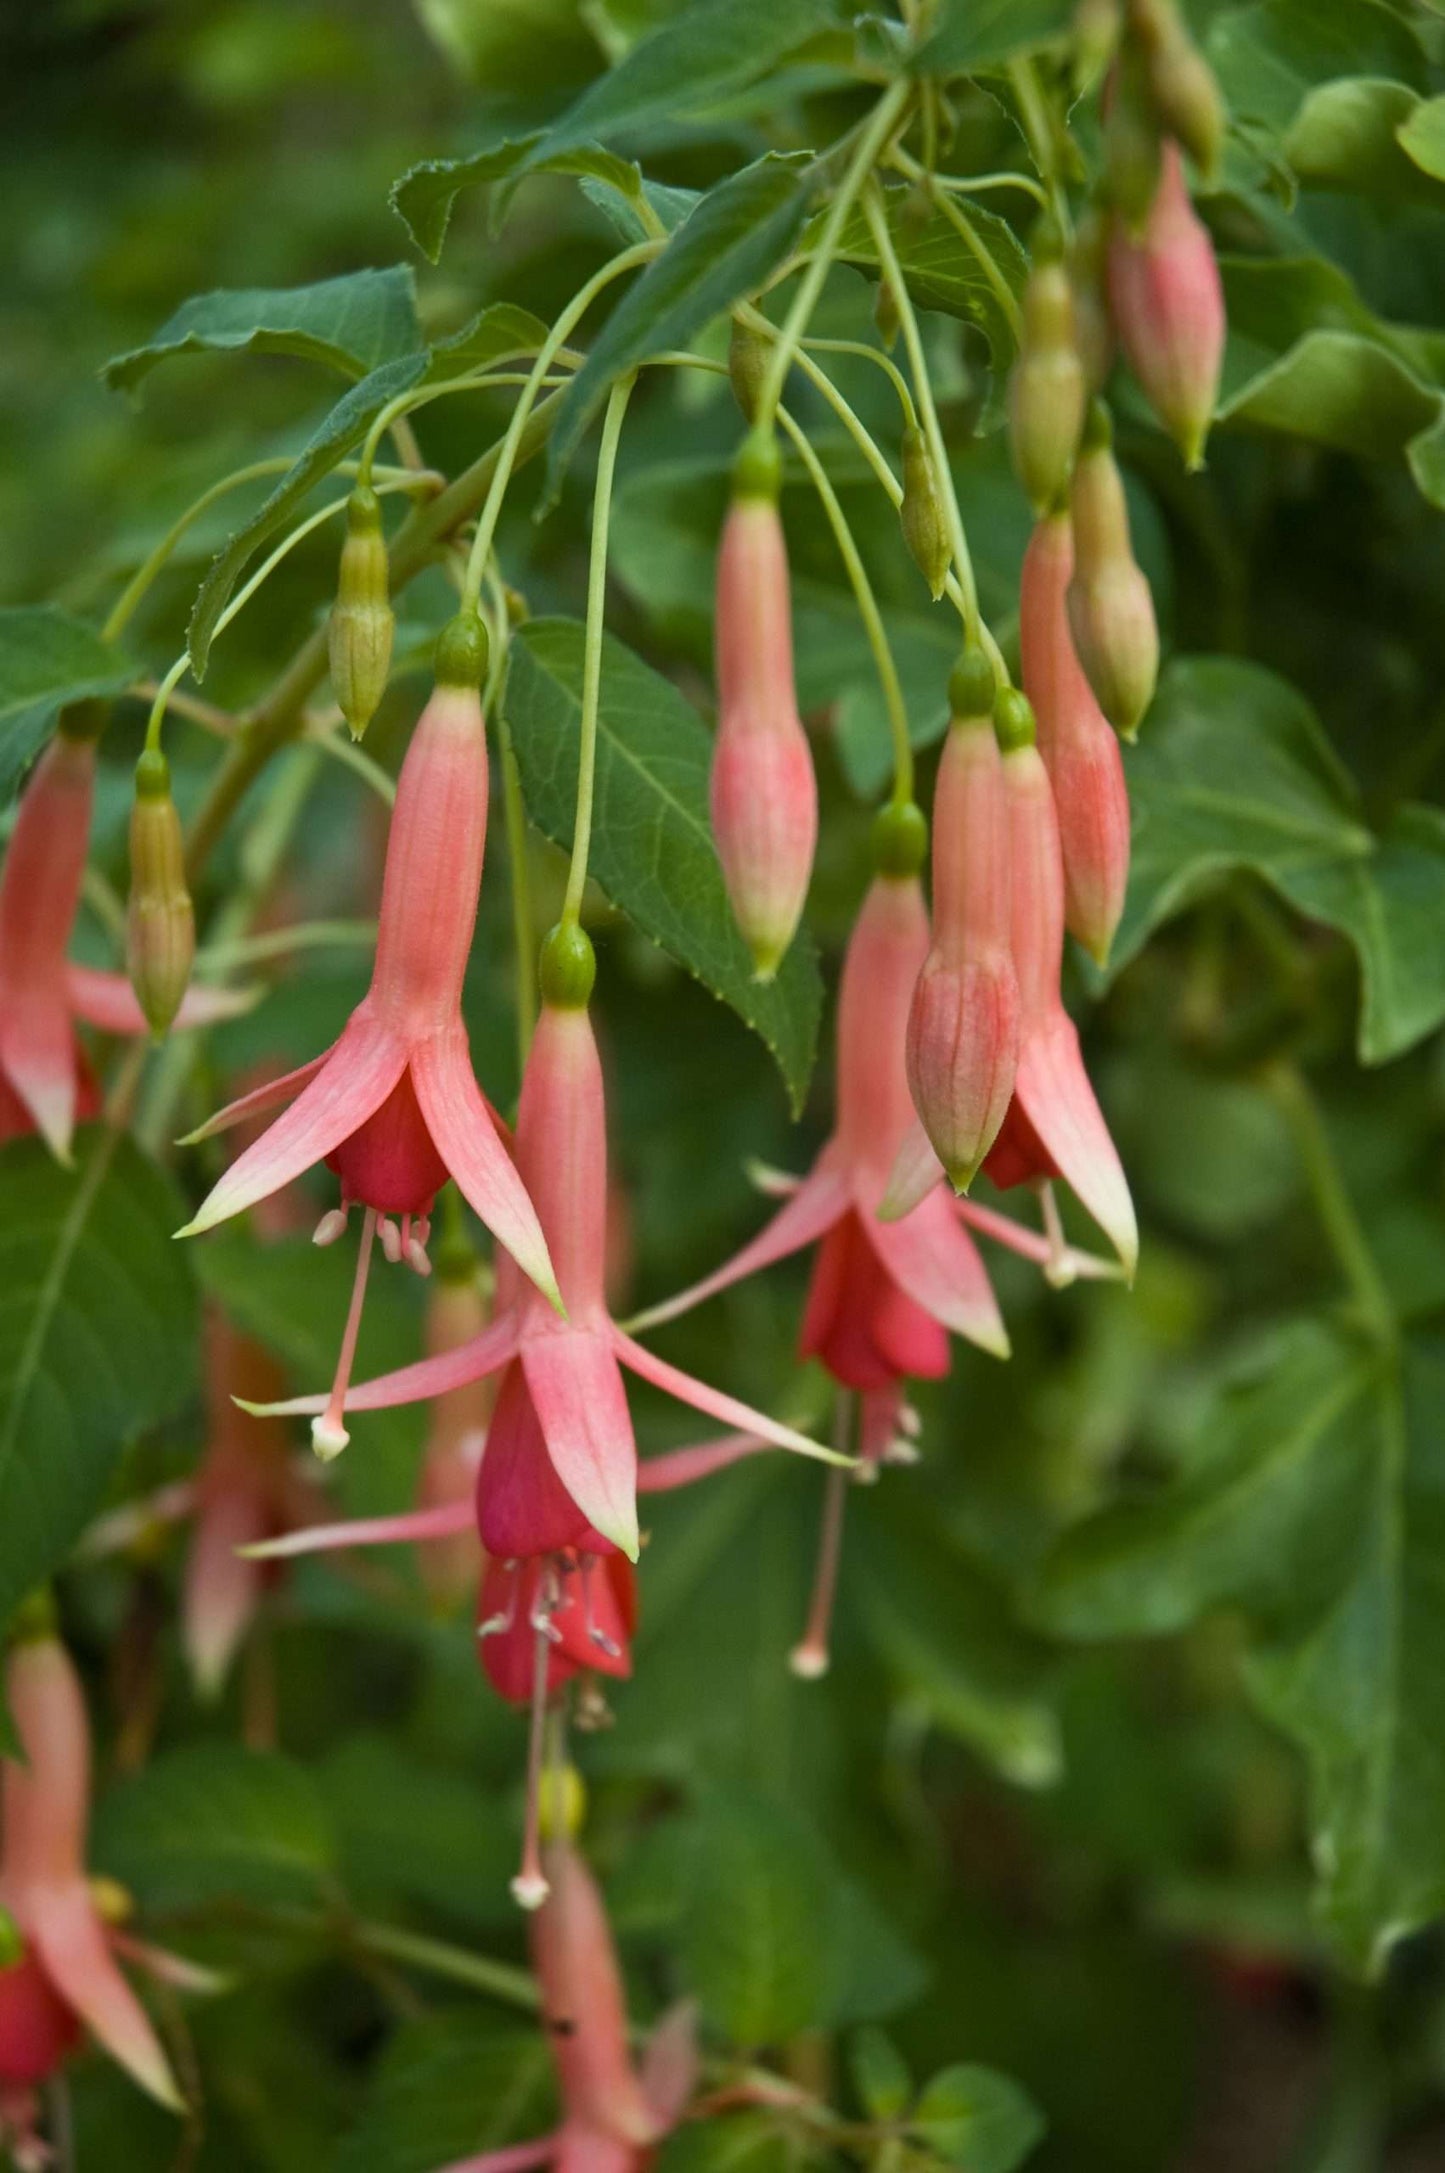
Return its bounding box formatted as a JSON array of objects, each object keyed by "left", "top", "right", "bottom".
[
  {"left": 309, "top": 728, "right": 397, "bottom": 805},
  {"left": 776, "top": 405, "right": 912, "bottom": 805},
  {"left": 561, "top": 375, "right": 634, "bottom": 929},
  {"left": 802, "top": 336, "right": 917, "bottom": 423},
  {"left": 862, "top": 181, "right": 1002, "bottom": 674},
  {"left": 461, "top": 243, "right": 659, "bottom": 608},
  {"left": 1268, "top": 1062, "right": 1395, "bottom": 1345},
  {"left": 890, "top": 146, "right": 1025, "bottom": 341},
  {"left": 1008, "top": 55, "right": 1071, "bottom": 235},
  {"left": 195, "top": 918, "right": 376, "bottom": 969},
  {"left": 185, "top": 385, "right": 571, "bottom": 884},
  {"left": 930, "top": 167, "right": 1050, "bottom": 209},
  {"left": 755, "top": 78, "right": 911, "bottom": 428},
  {"left": 358, "top": 358, "right": 581, "bottom": 480}
]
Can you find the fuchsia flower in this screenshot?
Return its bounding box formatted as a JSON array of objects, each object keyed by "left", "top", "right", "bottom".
[
  {"left": 0, "top": 727, "right": 242, "bottom": 1162},
  {"left": 0, "top": 1634, "right": 197, "bottom": 2153},
  {"left": 1019, "top": 512, "right": 1131, "bottom": 967},
  {"left": 177, "top": 614, "right": 560, "bottom": 1457},
  {"left": 904, "top": 673, "right": 1021, "bottom": 1192},
  {"left": 1108, "top": 141, "right": 1225, "bottom": 470},
  {"left": 434, "top": 1840, "right": 697, "bottom": 2173},
  {"left": 710, "top": 440, "right": 817, "bottom": 982}
]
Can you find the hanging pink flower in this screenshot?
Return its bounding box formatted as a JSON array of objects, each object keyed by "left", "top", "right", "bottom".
[
  {"left": 178, "top": 615, "right": 560, "bottom": 1458},
  {"left": 1108, "top": 140, "right": 1225, "bottom": 470},
  {"left": 0, "top": 727, "right": 243, "bottom": 1162}
]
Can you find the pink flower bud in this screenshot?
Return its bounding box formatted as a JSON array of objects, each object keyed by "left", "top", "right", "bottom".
[
  {"left": 905, "top": 713, "right": 1019, "bottom": 1191},
  {"left": 1066, "top": 403, "right": 1158, "bottom": 740},
  {"left": 711, "top": 471, "right": 817, "bottom": 981},
  {"left": 1021, "top": 511, "right": 1131, "bottom": 964},
  {"left": 1108, "top": 140, "right": 1225, "bottom": 469}
]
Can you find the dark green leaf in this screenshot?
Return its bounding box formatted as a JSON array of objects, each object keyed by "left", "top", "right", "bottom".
[
  {"left": 504, "top": 617, "right": 822, "bottom": 1113},
  {"left": 1397, "top": 94, "right": 1445, "bottom": 183},
  {"left": 1207, "top": 0, "right": 1426, "bottom": 146},
  {"left": 658, "top": 2112, "right": 820, "bottom": 2173},
  {"left": 335, "top": 2013, "right": 554, "bottom": 2173},
  {"left": 392, "top": 137, "right": 645, "bottom": 264},
  {"left": 319, "top": 1734, "right": 514, "bottom": 1927},
  {"left": 1112, "top": 656, "right": 1445, "bottom": 1062},
  {"left": 93, "top": 1743, "right": 335, "bottom": 1910},
  {"left": 681, "top": 1790, "right": 837, "bottom": 2045},
  {"left": 102, "top": 267, "right": 422, "bottom": 392},
  {"left": 911, "top": 0, "right": 1074, "bottom": 76},
  {"left": 0, "top": 1136, "right": 196, "bottom": 1628},
  {"left": 0, "top": 607, "right": 137, "bottom": 805},
  {"left": 187, "top": 351, "right": 426, "bottom": 677},
  {"left": 851, "top": 2026, "right": 913, "bottom": 2120},
  {"left": 823, "top": 189, "right": 1027, "bottom": 386},
  {"left": 1284, "top": 78, "right": 1436, "bottom": 202},
  {"left": 545, "top": 151, "right": 818, "bottom": 497},
  {"left": 581, "top": 171, "right": 702, "bottom": 246},
  {"left": 424, "top": 300, "right": 551, "bottom": 383},
  {"left": 908, "top": 2064, "right": 1046, "bottom": 2172}
]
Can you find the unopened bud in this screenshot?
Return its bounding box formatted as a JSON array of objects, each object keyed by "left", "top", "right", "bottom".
[
  {"left": 871, "top": 798, "right": 927, "bottom": 879},
  {"left": 1073, "top": 0, "right": 1122, "bottom": 93},
  {"left": 948, "top": 645, "right": 996, "bottom": 722},
  {"left": 1131, "top": 0, "right": 1225, "bottom": 181},
  {"left": 1107, "top": 140, "right": 1225, "bottom": 469},
  {"left": 712, "top": 488, "right": 816, "bottom": 979},
  {"left": 1066, "top": 403, "right": 1158, "bottom": 740},
  {"left": 537, "top": 1761, "right": 586, "bottom": 1842},
  {"left": 1020, "top": 510, "right": 1130, "bottom": 965},
  {"left": 1103, "top": 45, "right": 1163, "bottom": 230},
  {"left": 538, "top": 921, "right": 596, "bottom": 1011},
  {"left": 1008, "top": 228, "right": 1088, "bottom": 514},
  {"left": 328, "top": 487, "right": 394, "bottom": 740},
  {"left": 728, "top": 318, "right": 770, "bottom": 425},
  {"left": 874, "top": 278, "right": 901, "bottom": 350},
  {"left": 1069, "top": 206, "right": 1115, "bottom": 395},
  {"left": 899, "top": 424, "right": 951, "bottom": 600},
  {"left": 126, "top": 751, "right": 195, "bottom": 1038}
]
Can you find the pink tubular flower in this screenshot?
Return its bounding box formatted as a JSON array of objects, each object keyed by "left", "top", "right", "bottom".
[
  {"left": 904, "top": 674, "right": 1021, "bottom": 1192},
  {"left": 0, "top": 726, "right": 243, "bottom": 1162},
  {"left": 0, "top": 1634, "right": 189, "bottom": 2135},
  {"left": 177, "top": 614, "right": 560, "bottom": 1458},
  {"left": 710, "top": 440, "right": 817, "bottom": 982},
  {"left": 1019, "top": 512, "right": 1131, "bottom": 966},
  {"left": 1107, "top": 140, "right": 1225, "bottom": 470},
  {"left": 433, "top": 1840, "right": 697, "bottom": 2173}
]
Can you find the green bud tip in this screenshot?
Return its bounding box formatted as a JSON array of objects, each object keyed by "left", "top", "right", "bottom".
[
  {"left": 948, "top": 646, "right": 996, "bottom": 721},
  {"left": 994, "top": 686, "right": 1037, "bottom": 753},
  {"left": 1081, "top": 397, "right": 1114, "bottom": 454},
  {"left": 732, "top": 426, "right": 782, "bottom": 504},
  {"left": 347, "top": 484, "right": 383, "bottom": 537},
  {"left": 134, "top": 748, "right": 170, "bottom": 801},
  {"left": 539, "top": 921, "right": 596, "bottom": 1010},
  {"left": 872, "top": 799, "right": 928, "bottom": 879},
  {"left": 435, "top": 609, "right": 489, "bottom": 690}
]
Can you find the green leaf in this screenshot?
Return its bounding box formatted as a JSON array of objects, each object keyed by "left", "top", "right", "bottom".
[
  {"left": 0, "top": 1135, "right": 196, "bottom": 1629},
  {"left": 102, "top": 267, "right": 422, "bottom": 392},
  {"left": 93, "top": 1744, "right": 335, "bottom": 1911},
  {"left": 850, "top": 2026, "right": 913, "bottom": 2120},
  {"left": 335, "top": 2013, "right": 554, "bottom": 2173},
  {"left": 1207, "top": 0, "right": 1426, "bottom": 146},
  {"left": 908, "top": 2064, "right": 1046, "bottom": 2172},
  {"left": 186, "top": 350, "right": 426, "bottom": 677},
  {"left": 423, "top": 300, "right": 551, "bottom": 383},
  {"left": 545, "top": 151, "right": 818, "bottom": 497},
  {"left": 582, "top": 172, "right": 701, "bottom": 246},
  {"left": 392, "top": 137, "right": 646, "bottom": 264},
  {"left": 680, "top": 1790, "right": 837, "bottom": 2045},
  {"left": 319, "top": 1734, "right": 514, "bottom": 1927},
  {"left": 1036, "top": 1322, "right": 1445, "bottom": 1975},
  {"left": 1111, "top": 656, "right": 1445, "bottom": 1063},
  {"left": 1284, "top": 78, "right": 1435, "bottom": 202},
  {"left": 0, "top": 607, "right": 137, "bottom": 806},
  {"left": 657, "top": 2112, "right": 817, "bottom": 2173},
  {"left": 1397, "top": 94, "right": 1445, "bottom": 182},
  {"left": 911, "top": 0, "right": 1074, "bottom": 76},
  {"left": 1217, "top": 256, "right": 1445, "bottom": 496},
  {"left": 856, "top": 1496, "right": 1063, "bottom": 1788},
  {"left": 824, "top": 187, "right": 1027, "bottom": 391},
  {"left": 504, "top": 617, "right": 822, "bottom": 1113}
]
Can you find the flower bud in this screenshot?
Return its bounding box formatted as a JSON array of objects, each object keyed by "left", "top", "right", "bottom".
[
  {"left": 904, "top": 707, "right": 1019, "bottom": 1192},
  {"left": 1108, "top": 141, "right": 1225, "bottom": 469},
  {"left": 126, "top": 751, "right": 195, "bottom": 1039},
  {"left": 728, "top": 318, "right": 769, "bottom": 425},
  {"left": 1008, "top": 227, "right": 1088, "bottom": 514},
  {"left": 1073, "top": 0, "right": 1122, "bottom": 93},
  {"left": 874, "top": 278, "right": 901, "bottom": 350},
  {"left": 1103, "top": 45, "right": 1163, "bottom": 230},
  {"left": 1066, "top": 403, "right": 1158, "bottom": 740},
  {"left": 1020, "top": 510, "right": 1130, "bottom": 964},
  {"left": 328, "top": 486, "right": 394, "bottom": 740},
  {"left": 711, "top": 469, "right": 816, "bottom": 981},
  {"left": 899, "top": 424, "right": 951, "bottom": 600},
  {"left": 1131, "top": 0, "right": 1225, "bottom": 182}
]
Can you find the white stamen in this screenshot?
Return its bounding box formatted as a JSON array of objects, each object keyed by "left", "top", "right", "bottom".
[
  {"left": 378, "top": 1216, "right": 402, "bottom": 1266},
  {"left": 312, "top": 1207, "right": 349, "bottom": 1248},
  {"left": 312, "top": 1206, "right": 378, "bottom": 1461}
]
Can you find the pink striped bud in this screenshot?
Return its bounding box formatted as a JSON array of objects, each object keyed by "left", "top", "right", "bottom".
[
  {"left": 1020, "top": 512, "right": 1130, "bottom": 965},
  {"left": 1066, "top": 403, "right": 1158, "bottom": 740},
  {"left": 1008, "top": 229, "right": 1088, "bottom": 515},
  {"left": 905, "top": 654, "right": 1020, "bottom": 1192},
  {"left": 1108, "top": 140, "right": 1225, "bottom": 469},
  {"left": 710, "top": 436, "right": 817, "bottom": 981}
]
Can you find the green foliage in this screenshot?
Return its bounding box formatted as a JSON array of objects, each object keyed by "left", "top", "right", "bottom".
[
  {"left": 0, "top": 608, "right": 136, "bottom": 803},
  {"left": 93, "top": 1743, "right": 336, "bottom": 1911},
  {"left": 102, "top": 267, "right": 423, "bottom": 392}
]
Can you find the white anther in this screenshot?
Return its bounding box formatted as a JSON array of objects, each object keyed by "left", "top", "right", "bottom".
[{"left": 312, "top": 1208, "right": 349, "bottom": 1248}]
